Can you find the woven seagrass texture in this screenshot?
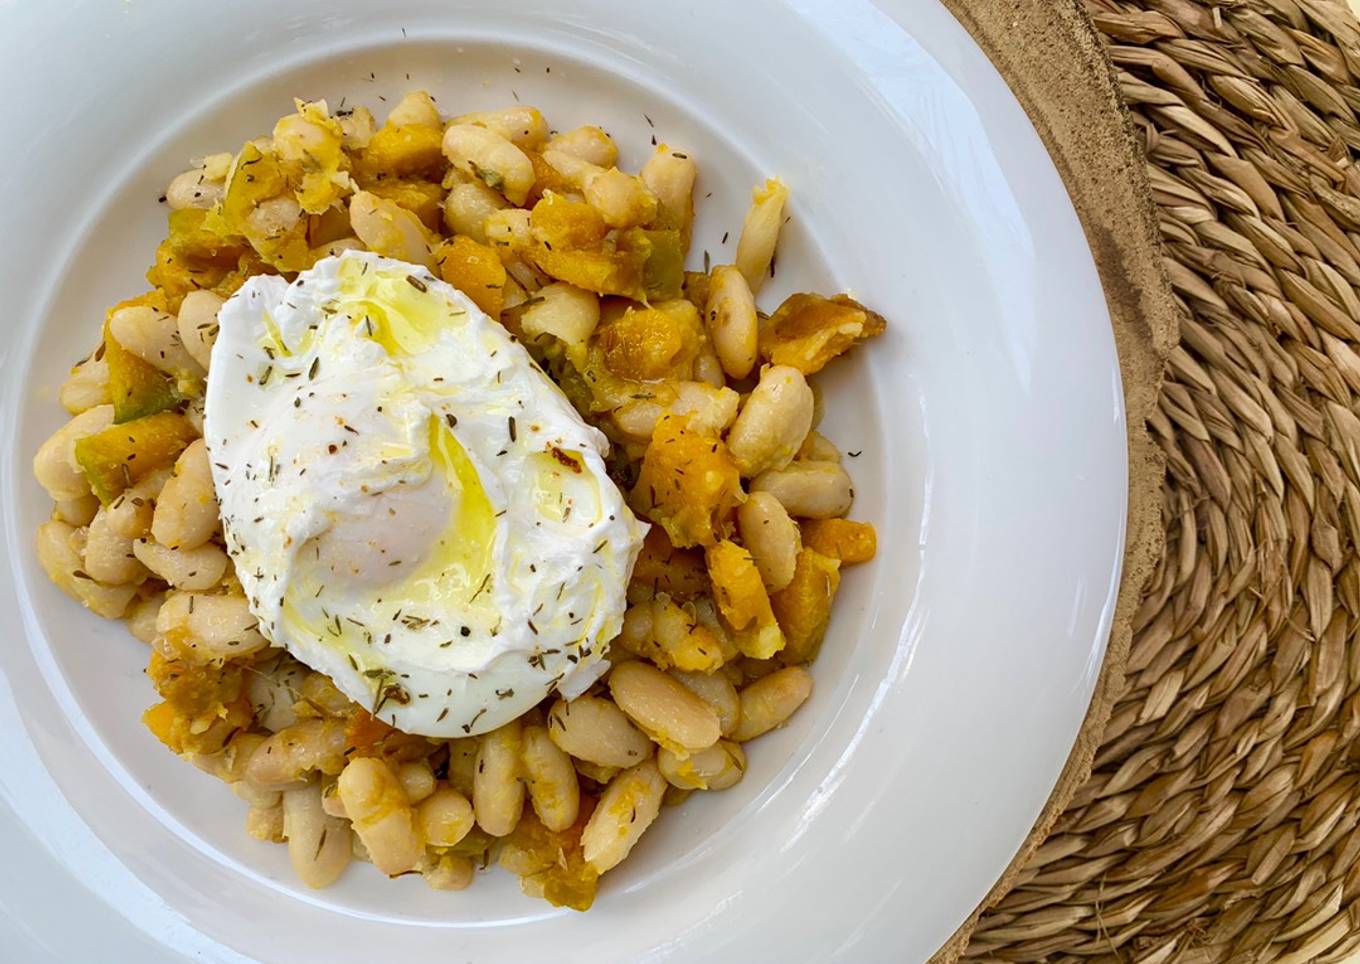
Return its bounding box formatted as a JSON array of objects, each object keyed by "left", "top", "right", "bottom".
[{"left": 959, "top": 1, "right": 1360, "bottom": 961}]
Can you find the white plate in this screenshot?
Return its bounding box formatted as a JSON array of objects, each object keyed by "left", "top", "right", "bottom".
[{"left": 0, "top": 1, "right": 1125, "bottom": 961}]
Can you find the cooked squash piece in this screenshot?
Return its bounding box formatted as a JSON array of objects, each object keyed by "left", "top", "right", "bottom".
[
  {"left": 629, "top": 414, "right": 742, "bottom": 548},
  {"left": 306, "top": 203, "right": 353, "bottom": 247},
  {"left": 143, "top": 651, "right": 252, "bottom": 755},
  {"left": 597, "top": 301, "right": 701, "bottom": 382},
  {"left": 74, "top": 412, "right": 197, "bottom": 504},
  {"left": 628, "top": 526, "right": 709, "bottom": 602},
  {"left": 436, "top": 236, "right": 507, "bottom": 319},
  {"left": 145, "top": 207, "right": 258, "bottom": 311},
  {"left": 359, "top": 177, "right": 444, "bottom": 230},
  {"left": 500, "top": 806, "right": 599, "bottom": 911},
  {"left": 525, "top": 150, "right": 575, "bottom": 205},
  {"left": 626, "top": 228, "right": 685, "bottom": 302},
  {"left": 770, "top": 547, "right": 841, "bottom": 663},
  {"left": 759, "top": 292, "right": 886, "bottom": 374},
  {"left": 358, "top": 123, "right": 446, "bottom": 180},
  {"left": 531, "top": 192, "right": 609, "bottom": 250},
  {"left": 706, "top": 540, "right": 784, "bottom": 659},
  {"left": 800, "top": 518, "right": 877, "bottom": 564},
  {"left": 530, "top": 242, "right": 645, "bottom": 300},
  {"left": 682, "top": 270, "right": 711, "bottom": 312}
]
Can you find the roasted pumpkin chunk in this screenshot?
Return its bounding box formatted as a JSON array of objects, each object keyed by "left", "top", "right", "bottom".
[
  {"left": 531, "top": 192, "right": 610, "bottom": 250},
  {"left": 357, "top": 123, "right": 446, "bottom": 180},
  {"left": 73, "top": 411, "right": 197, "bottom": 504},
  {"left": 597, "top": 300, "right": 701, "bottom": 382},
  {"left": 143, "top": 652, "right": 252, "bottom": 755},
  {"left": 770, "top": 547, "right": 841, "bottom": 663},
  {"left": 499, "top": 805, "right": 600, "bottom": 912},
  {"left": 629, "top": 414, "right": 742, "bottom": 548},
  {"left": 759, "top": 292, "right": 886, "bottom": 374},
  {"left": 360, "top": 177, "right": 444, "bottom": 230},
  {"left": 145, "top": 207, "right": 258, "bottom": 311},
  {"left": 706, "top": 540, "right": 784, "bottom": 659},
  {"left": 436, "top": 235, "right": 507, "bottom": 319},
  {"left": 628, "top": 526, "right": 709, "bottom": 603},
  {"left": 800, "top": 518, "right": 877, "bottom": 564}
]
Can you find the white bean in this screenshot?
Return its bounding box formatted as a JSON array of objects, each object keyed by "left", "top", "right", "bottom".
[
  {"left": 731, "top": 667, "right": 813, "bottom": 741},
  {"left": 705, "top": 265, "right": 758, "bottom": 379},
  {"left": 483, "top": 207, "right": 533, "bottom": 253},
  {"left": 245, "top": 805, "right": 285, "bottom": 842},
  {"left": 442, "top": 179, "right": 507, "bottom": 243},
  {"left": 348, "top": 191, "right": 434, "bottom": 267},
  {"left": 545, "top": 126, "right": 618, "bottom": 167},
  {"left": 245, "top": 196, "right": 303, "bottom": 239},
  {"left": 727, "top": 366, "right": 814, "bottom": 477},
  {"left": 694, "top": 347, "right": 725, "bottom": 388},
  {"left": 735, "top": 177, "right": 788, "bottom": 294},
  {"left": 442, "top": 123, "right": 534, "bottom": 206},
  {"left": 315, "top": 237, "right": 365, "bottom": 258},
  {"left": 337, "top": 757, "right": 424, "bottom": 876},
  {"left": 237, "top": 779, "right": 283, "bottom": 809},
  {"left": 452, "top": 106, "right": 548, "bottom": 149},
  {"left": 657, "top": 740, "right": 746, "bottom": 791},
  {"left": 338, "top": 106, "right": 376, "bottom": 150},
  {"left": 670, "top": 670, "right": 741, "bottom": 737},
  {"left": 540, "top": 148, "right": 597, "bottom": 189},
  {"left": 194, "top": 731, "right": 269, "bottom": 784},
  {"left": 246, "top": 718, "right": 348, "bottom": 790},
  {"left": 640, "top": 145, "right": 697, "bottom": 240},
  {"left": 283, "top": 782, "right": 352, "bottom": 888},
  {"left": 521, "top": 723, "right": 580, "bottom": 832},
  {"left": 125, "top": 593, "right": 165, "bottom": 644},
  {"left": 61, "top": 352, "right": 110, "bottom": 414},
  {"left": 53, "top": 494, "right": 99, "bottom": 526},
  {"left": 416, "top": 786, "right": 475, "bottom": 847},
  {"left": 320, "top": 779, "right": 347, "bottom": 819},
  {"left": 737, "top": 491, "right": 802, "bottom": 591},
  {"left": 109, "top": 305, "right": 203, "bottom": 377},
  {"left": 547, "top": 695, "right": 653, "bottom": 768},
  {"left": 156, "top": 591, "right": 267, "bottom": 661},
  {"left": 133, "top": 537, "right": 227, "bottom": 590},
  {"left": 473, "top": 720, "right": 525, "bottom": 837},
  {"left": 751, "top": 461, "right": 854, "bottom": 519},
  {"left": 608, "top": 661, "right": 721, "bottom": 757},
  {"left": 35, "top": 519, "right": 136, "bottom": 618},
  {"left": 582, "top": 168, "right": 657, "bottom": 228},
  {"left": 165, "top": 168, "right": 224, "bottom": 211},
  {"left": 151, "top": 439, "right": 218, "bottom": 550},
  {"left": 612, "top": 382, "right": 739, "bottom": 443},
  {"left": 573, "top": 759, "right": 621, "bottom": 786},
  {"left": 422, "top": 854, "right": 475, "bottom": 891},
  {"left": 298, "top": 672, "right": 354, "bottom": 717},
  {"left": 386, "top": 90, "right": 441, "bottom": 128},
  {"left": 520, "top": 282, "right": 599, "bottom": 354},
  {"left": 106, "top": 467, "right": 170, "bottom": 539},
  {"left": 176, "top": 291, "right": 223, "bottom": 371},
  {"left": 581, "top": 758, "right": 665, "bottom": 874},
  {"left": 247, "top": 652, "right": 307, "bottom": 732},
  {"left": 397, "top": 760, "right": 436, "bottom": 804},
  {"left": 83, "top": 506, "right": 148, "bottom": 585},
  {"left": 33, "top": 405, "right": 114, "bottom": 501},
  {"left": 797, "top": 430, "right": 842, "bottom": 463}
]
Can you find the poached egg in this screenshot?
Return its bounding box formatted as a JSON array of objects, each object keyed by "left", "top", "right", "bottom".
[{"left": 204, "top": 251, "right": 645, "bottom": 737}]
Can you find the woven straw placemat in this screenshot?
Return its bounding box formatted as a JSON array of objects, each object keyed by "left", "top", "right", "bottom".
[{"left": 933, "top": 0, "right": 1360, "bottom": 961}]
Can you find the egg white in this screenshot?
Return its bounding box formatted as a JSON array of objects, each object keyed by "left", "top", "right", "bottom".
[{"left": 204, "top": 251, "right": 645, "bottom": 737}]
